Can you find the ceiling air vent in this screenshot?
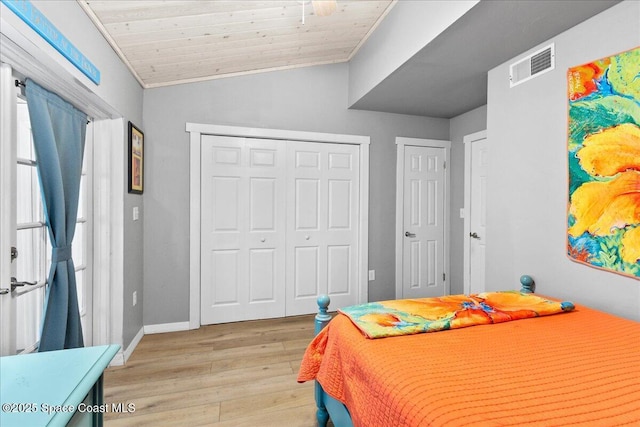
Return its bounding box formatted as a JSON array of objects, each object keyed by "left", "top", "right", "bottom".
[{"left": 509, "top": 44, "right": 555, "bottom": 88}]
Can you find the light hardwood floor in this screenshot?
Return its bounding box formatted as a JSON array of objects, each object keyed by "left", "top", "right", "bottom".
[{"left": 104, "top": 315, "right": 321, "bottom": 426}]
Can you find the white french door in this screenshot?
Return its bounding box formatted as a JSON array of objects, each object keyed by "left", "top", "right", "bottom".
[
  {"left": 0, "top": 63, "right": 18, "bottom": 355},
  {"left": 401, "top": 145, "right": 447, "bottom": 299},
  {"left": 0, "top": 65, "right": 92, "bottom": 355}
]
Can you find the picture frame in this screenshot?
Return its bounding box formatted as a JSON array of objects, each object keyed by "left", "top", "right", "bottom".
[{"left": 128, "top": 121, "right": 144, "bottom": 194}]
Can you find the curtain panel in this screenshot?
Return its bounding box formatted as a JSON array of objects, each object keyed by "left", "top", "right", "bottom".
[{"left": 25, "top": 80, "right": 87, "bottom": 352}]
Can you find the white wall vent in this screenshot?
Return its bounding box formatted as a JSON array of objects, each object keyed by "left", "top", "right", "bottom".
[{"left": 509, "top": 44, "right": 555, "bottom": 88}]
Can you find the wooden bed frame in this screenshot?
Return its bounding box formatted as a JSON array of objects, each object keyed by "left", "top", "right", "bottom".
[{"left": 311, "top": 276, "right": 536, "bottom": 427}]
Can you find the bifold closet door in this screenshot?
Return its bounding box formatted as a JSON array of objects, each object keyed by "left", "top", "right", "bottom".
[
  {"left": 286, "top": 141, "right": 360, "bottom": 315},
  {"left": 200, "top": 136, "right": 286, "bottom": 324}
]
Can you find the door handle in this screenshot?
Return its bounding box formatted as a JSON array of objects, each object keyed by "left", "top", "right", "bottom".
[
  {"left": 10, "top": 277, "right": 36, "bottom": 292},
  {"left": 405, "top": 231, "right": 416, "bottom": 238},
  {"left": 0, "top": 278, "right": 36, "bottom": 295},
  {"left": 470, "top": 232, "right": 480, "bottom": 239}
]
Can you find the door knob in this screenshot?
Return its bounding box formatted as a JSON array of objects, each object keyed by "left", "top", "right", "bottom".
[
  {"left": 0, "top": 277, "right": 36, "bottom": 294},
  {"left": 11, "top": 277, "right": 36, "bottom": 292},
  {"left": 405, "top": 231, "right": 416, "bottom": 238},
  {"left": 470, "top": 232, "right": 480, "bottom": 239}
]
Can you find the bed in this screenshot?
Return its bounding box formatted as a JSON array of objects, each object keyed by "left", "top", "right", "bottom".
[{"left": 297, "top": 278, "right": 640, "bottom": 426}]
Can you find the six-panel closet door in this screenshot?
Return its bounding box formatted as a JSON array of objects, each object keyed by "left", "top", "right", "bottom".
[
  {"left": 285, "top": 141, "right": 360, "bottom": 316},
  {"left": 200, "top": 136, "right": 360, "bottom": 324},
  {"left": 200, "top": 136, "right": 287, "bottom": 324}
]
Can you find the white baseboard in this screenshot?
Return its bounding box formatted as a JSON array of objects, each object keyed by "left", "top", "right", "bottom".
[
  {"left": 124, "top": 327, "right": 144, "bottom": 361},
  {"left": 110, "top": 352, "right": 125, "bottom": 367},
  {"left": 107, "top": 322, "right": 190, "bottom": 366},
  {"left": 144, "top": 321, "right": 190, "bottom": 335},
  {"left": 109, "top": 327, "right": 143, "bottom": 367}
]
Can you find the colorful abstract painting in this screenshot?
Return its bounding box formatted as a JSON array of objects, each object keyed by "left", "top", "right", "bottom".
[{"left": 567, "top": 47, "right": 640, "bottom": 279}]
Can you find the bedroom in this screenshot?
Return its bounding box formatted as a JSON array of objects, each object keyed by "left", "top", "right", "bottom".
[{"left": 0, "top": 0, "right": 638, "bottom": 425}]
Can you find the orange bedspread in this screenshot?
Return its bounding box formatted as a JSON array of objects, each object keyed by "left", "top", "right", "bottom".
[{"left": 298, "top": 303, "right": 640, "bottom": 426}]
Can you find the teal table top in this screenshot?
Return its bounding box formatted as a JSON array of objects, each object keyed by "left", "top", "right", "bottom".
[{"left": 0, "top": 344, "right": 119, "bottom": 427}]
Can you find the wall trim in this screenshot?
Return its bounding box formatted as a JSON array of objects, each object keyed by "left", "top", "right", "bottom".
[
  {"left": 395, "top": 137, "right": 451, "bottom": 299},
  {"left": 109, "top": 325, "right": 143, "bottom": 367},
  {"left": 187, "top": 122, "right": 370, "bottom": 329},
  {"left": 124, "top": 326, "right": 143, "bottom": 362},
  {"left": 92, "top": 118, "right": 125, "bottom": 353},
  {"left": 463, "top": 130, "right": 487, "bottom": 294},
  {"left": 144, "top": 321, "right": 190, "bottom": 335},
  {"left": 186, "top": 123, "right": 370, "bottom": 146},
  {"left": 110, "top": 321, "right": 190, "bottom": 366}
]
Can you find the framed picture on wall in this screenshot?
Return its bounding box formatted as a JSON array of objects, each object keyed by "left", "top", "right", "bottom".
[{"left": 128, "top": 121, "right": 144, "bottom": 194}]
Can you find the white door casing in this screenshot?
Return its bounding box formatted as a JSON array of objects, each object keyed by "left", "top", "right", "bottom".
[
  {"left": 188, "top": 123, "right": 369, "bottom": 328},
  {"left": 464, "top": 130, "right": 487, "bottom": 294},
  {"left": 286, "top": 141, "right": 360, "bottom": 315},
  {"left": 200, "top": 136, "right": 286, "bottom": 324},
  {"left": 395, "top": 137, "right": 451, "bottom": 300}
]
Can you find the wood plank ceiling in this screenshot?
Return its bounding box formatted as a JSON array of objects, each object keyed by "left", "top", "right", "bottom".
[{"left": 78, "top": 0, "right": 396, "bottom": 88}]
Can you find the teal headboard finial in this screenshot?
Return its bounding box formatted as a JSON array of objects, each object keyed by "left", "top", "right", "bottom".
[
  {"left": 520, "top": 275, "right": 535, "bottom": 293},
  {"left": 315, "top": 295, "right": 332, "bottom": 334}
]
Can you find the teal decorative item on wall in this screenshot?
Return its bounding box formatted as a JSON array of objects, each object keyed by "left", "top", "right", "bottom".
[{"left": 567, "top": 46, "right": 640, "bottom": 279}]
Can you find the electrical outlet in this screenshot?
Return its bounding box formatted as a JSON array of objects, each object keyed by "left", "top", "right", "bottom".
[
  {"left": 368, "top": 270, "right": 375, "bottom": 281},
  {"left": 133, "top": 291, "right": 137, "bottom": 306}
]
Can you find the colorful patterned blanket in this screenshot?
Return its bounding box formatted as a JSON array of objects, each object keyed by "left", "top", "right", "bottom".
[{"left": 338, "top": 291, "right": 575, "bottom": 338}]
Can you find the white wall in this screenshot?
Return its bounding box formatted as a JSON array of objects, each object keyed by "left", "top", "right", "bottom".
[
  {"left": 486, "top": 0, "right": 640, "bottom": 320},
  {"left": 348, "top": 0, "right": 478, "bottom": 107}
]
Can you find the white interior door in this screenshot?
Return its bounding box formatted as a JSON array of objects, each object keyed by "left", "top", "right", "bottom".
[
  {"left": 469, "top": 137, "right": 488, "bottom": 294},
  {"left": 200, "top": 136, "right": 286, "bottom": 324},
  {"left": 402, "top": 145, "right": 446, "bottom": 299},
  {"left": 286, "top": 141, "right": 360, "bottom": 315}
]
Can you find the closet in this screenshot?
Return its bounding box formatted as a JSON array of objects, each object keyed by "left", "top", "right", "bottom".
[{"left": 190, "top": 125, "right": 368, "bottom": 325}]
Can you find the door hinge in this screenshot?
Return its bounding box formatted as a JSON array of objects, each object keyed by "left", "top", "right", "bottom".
[
  {"left": 443, "top": 161, "right": 446, "bottom": 169},
  {"left": 443, "top": 273, "right": 446, "bottom": 281}
]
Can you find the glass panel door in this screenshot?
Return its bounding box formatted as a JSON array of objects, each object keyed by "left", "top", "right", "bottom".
[{"left": 0, "top": 72, "right": 93, "bottom": 355}]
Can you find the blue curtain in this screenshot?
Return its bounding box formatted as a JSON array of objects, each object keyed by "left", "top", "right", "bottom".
[{"left": 25, "top": 80, "right": 87, "bottom": 352}]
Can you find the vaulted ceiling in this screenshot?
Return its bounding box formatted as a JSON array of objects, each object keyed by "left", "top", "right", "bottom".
[
  {"left": 78, "top": 0, "right": 622, "bottom": 118},
  {"left": 78, "top": 0, "right": 395, "bottom": 88}
]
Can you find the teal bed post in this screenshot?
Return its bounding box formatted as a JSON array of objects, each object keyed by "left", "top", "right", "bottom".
[
  {"left": 520, "top": 275, "right": 535, "bottom": 293},
  {"left": 315, "top": 294, "right": 332, "bottom": 334},
  {"left": 315, "top": 295, "right": 332, "bottom": 427}
]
